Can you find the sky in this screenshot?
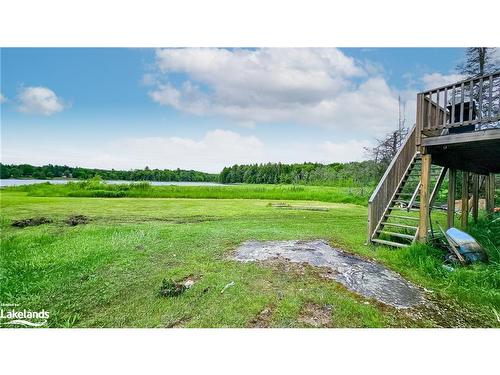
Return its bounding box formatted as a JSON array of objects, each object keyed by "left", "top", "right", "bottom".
[{"left": 0, "top": 47, "right": 472, "bottom": 173}]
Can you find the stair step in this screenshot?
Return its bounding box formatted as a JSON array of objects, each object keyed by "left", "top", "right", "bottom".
[
  {"left": 377, "top": 230, "right": 415, "bottom": 241},
  {"left": 396, "top": 192, "right": 413, "bottom": 196},
  {"left": 371, "top": 238, "right": 409, "bottom": 248},
  {"left": 392, "top": 199, "right": 410, "bottom": 204},
  {"left": 386, "top": 215, "right": 420, "bottom": 221},
  {"left": 390, "top": 207, "right": 420, "bottom": 212},
  {"left": 381, "top": 222, "right": 418, "bottom": 230}
]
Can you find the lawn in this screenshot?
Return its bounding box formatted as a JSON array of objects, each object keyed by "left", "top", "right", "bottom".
[{"left": 1, "top": 187, "right": 499, "bottom": 328}]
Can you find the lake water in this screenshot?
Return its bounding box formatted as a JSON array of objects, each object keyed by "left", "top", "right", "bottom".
[{"left": 0, "top": 179, "right": 226, "bottom": 187}]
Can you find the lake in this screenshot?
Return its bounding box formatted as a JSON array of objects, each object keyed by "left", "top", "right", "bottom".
[{"left": 0, "top": 179, "right": 226, "bottom": 187}]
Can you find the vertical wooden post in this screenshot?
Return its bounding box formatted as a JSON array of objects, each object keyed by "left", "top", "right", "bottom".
[
  {"left": 415, "top": 94, "right": 423, "bottom": 147},
  {"left": 418, "top": 153, "right": 431, "bottom": 242},
  {"left": 461, "top": 171, "right": 469, "bottom": 229},
  {"left": 485, "top": 173, "right": 495, "bottom": 214},
  {"left": 447, "top": 169, "right": 456, "bottom": 229},
  {"left": 472, "top": 174, "right": 480, "bottom": 223}
]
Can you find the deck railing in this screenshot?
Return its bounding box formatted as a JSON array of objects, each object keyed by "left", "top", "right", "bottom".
[
  {"left": 367, "top": 124, "right": 418, "bottom": 241},
  {"left": 417, "top": 71, "right": 500, "bottom": 136}
]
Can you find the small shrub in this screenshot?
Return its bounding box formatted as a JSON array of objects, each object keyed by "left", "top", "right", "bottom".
[
  {"left": 90, "top": 190, "right": 126, "bottom": 198},
  {"left": 159, "top": 279, "right": 187, "bottom": 297}
]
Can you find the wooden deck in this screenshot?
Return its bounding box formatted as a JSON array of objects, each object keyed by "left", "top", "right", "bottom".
[
  {"left": 368, "top": 71, "right": 499, "bottom": 247},
  {"left": 422, "top": 128, "right": 500, "bottom": 174}
]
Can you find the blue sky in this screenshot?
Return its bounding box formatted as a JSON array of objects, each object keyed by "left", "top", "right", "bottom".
[{"left": 1, "top": 48, "right": 468, "bottom": 172}]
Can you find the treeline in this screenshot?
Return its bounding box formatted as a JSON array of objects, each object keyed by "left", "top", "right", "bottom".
[
  {"left": 0, "top": 163, "right": 218, "bottom": 182},
  {"left": 219, "top": 161, "right": 385, "bottom": 187},
  {"left": 1, "top": 161, "right": 386, "bottom": 187}
]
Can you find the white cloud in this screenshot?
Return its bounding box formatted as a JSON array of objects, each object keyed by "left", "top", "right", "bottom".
[
  {"left": 17, "top": 86, "right": 66, "bottom": 115},
  {"left": 320, "top": 139, "right": 373, "bottom": 162},
  {"left": 421, "top": 72, "right": 464, "bottom": 90},
  {"left": 1, "top": 129, "right": 373, "bottom": 173},
  {"left": 0, "top": 93, "right": 7, "bottom": 104},
  {"left": 148, "top": 48, "right": 401, "bottom": 137}
]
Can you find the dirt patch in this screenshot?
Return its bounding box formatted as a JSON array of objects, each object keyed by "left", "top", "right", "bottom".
[
  {"left": 268, "top": 203, "right": 330, "bottom": 211},
  {"left": 65, "top": 215, "right": 90, "bottom": 226},
  {"left": 164, "top": 216, "right": 220, "bottom": 224},
  {"left": 11, "top": 217, "right": 53, "bottom": 228},
  {"left": 298, "top": 302, "right": 333, "bottom": 328},
  {"left": 234, "top": 239, "right": 424, "bottom": 309},
  {"left": 404, "top": 294, "right": 496, "bottom": 328},
  {"left": 268, "top": 202, "right": 291, "bottom": 208},
  {"left": 165, "top": 316, "right": 191, "bottom": 328},
  {"left": 248, "top": 306, "right": 275, "bottom": 328},
  {"left": 289, "top": 206, "right": 330, "bottom": 212}
]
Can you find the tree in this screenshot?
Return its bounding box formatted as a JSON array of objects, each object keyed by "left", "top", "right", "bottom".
[
  {"left": 456, "top": 48, "right": 499, "bottom": 126},
  {"left": 456, "top": 48, "right": 498, "bottom": 77},
  {"left": 364, "top": 95, "right": 408, "bottom": 166}
]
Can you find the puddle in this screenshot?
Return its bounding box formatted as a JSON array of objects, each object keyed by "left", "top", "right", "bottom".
[{"left": 234, "top": 240, "right": 424, "bottom": 309}]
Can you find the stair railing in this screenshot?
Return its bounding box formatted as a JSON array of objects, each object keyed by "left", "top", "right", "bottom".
[{"left": 367, "top": 124, "right": 418, "bottom": 242}]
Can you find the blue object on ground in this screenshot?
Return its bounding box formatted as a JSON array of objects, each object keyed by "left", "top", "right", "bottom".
[{"left": 446, "top": 228, "right": 487, "bottom": 263}]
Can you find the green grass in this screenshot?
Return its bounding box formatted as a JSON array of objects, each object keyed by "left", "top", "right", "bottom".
[
  {"left": 5, "top": 180, "right": 371, "bottom": 206},
  {"left": 1, "top": 186, "right": 498, "bottom": 328}
]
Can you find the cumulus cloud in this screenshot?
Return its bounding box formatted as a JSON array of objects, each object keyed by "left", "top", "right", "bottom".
[
  {"left": 421, "top": 72, "right": 465, "bottom": 90},
  {"left": 1, "top": 129, "right": 373, "bottom": 173},
  {"left": 0, "top": 93, "right": 7, "bottom": 104},
  {"left": 17, "top": 86, "right": 66, "bottom": 115},
  {"left": 148, "top": 48, "right": 401, "bottom": 136}
]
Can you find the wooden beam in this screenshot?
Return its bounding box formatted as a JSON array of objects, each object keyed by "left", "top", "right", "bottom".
[
  {"left": 485, "top": 173, "right": 495, "bottom": 214},
  {"left": 421, "top": 128, "right": 500, "bottom": 147},
  {"left": 447, "top": 169, "right": 456, "bottom": 228},
  {"left": 461, "top": 171, "right": 469, "bottom": 229},
  {"left": 472, "top": 174, "right": 480, "bottom": 223},
  {"left": 418, "top": 153, "right": 432, "bottom": 242}
]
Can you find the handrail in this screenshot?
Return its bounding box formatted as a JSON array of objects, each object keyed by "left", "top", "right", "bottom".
[
  {"left": 419, "top": 71, "right": 500, "bottom": 134},
  {"left": 367, "top": 124, "right": 417, "bottom": 241}
]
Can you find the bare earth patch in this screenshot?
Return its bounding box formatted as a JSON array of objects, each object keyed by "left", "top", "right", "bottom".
[
  {"left": 12, "top": 217, "right": 52, "bottom": 228},
  {"left": 65, "top": 214, "right": 90, "bottom": 226},
  {"left": 298, "top": 302, "right": 333, "bottom": 327},
  {"left": 248, "top": 306, "right": 275, "bottom": 328},
  {"left": 234, "top": 239, "right": 424, "bottom": 309}
]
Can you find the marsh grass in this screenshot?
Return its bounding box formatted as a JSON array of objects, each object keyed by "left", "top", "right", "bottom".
[
  {"left": 0, "top": 188, "right": 498, "bottom": 327},
  {"left": 5, "top": 180, "right": 370, "bottom": 206}
]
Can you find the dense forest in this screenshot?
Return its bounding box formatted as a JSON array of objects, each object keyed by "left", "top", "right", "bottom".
[
  {"left": 1, "top": 161, "right": 385, "bottom": 187},
  {"left": 219, "top": 161, "right": 385, "bottom": 186},
  {"left": 0, "top": 163, "right": 218, "bottom": 182}
]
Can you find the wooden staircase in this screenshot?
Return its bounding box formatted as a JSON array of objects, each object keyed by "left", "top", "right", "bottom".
[
  {"left": 367, "top": 124, "right": 447, "bottom": 248},
  {"left": 371, "top": 154, "right": 446, "bottom": 247}
]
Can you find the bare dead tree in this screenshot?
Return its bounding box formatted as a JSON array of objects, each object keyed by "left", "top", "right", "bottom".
[{"left": 364, "top": 96, "right": 408, "bottom": 165}]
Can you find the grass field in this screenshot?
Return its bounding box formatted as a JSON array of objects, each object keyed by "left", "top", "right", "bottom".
[
  {"left": 11, "top": 179, "right": 370, "bottom": 206},
  {"left": 1, "top": 185, "right": 499, "bottom": 328}
]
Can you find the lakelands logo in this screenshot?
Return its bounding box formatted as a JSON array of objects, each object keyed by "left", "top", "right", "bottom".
[{"left": 0, "top": 303, "right": 49, "bottom": 327}]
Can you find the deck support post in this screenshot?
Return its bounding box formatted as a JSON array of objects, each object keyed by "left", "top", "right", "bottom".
[
  {"left": 418, "top": 153, "right": 431, "bottom": 243},
  {"left": 471, "top": 174, "right": 480, "bottom": 223},
  {"left": 447, "top": 169, "right": 456, "bottom": 229},
  {"left": 461, "top": 171, "right": 469, "bottom": 229},
  {"left": 485, "top": 173, "right": 495, "bottom": 214}
]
